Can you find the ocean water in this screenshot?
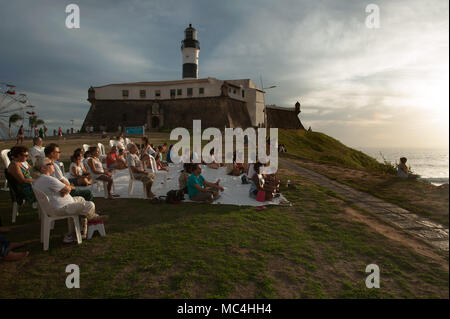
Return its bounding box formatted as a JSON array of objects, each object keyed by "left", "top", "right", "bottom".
[{"left": 357, "top": 147, "right": 449, "bottom": 186}]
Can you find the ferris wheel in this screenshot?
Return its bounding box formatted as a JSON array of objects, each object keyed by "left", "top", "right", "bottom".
[{"left": 0, "top": 83, "right": 33, "bottom": 139}]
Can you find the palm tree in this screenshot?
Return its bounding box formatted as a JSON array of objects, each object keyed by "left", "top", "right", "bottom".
[{"left": 8, "top": 113, "right": 23, "bottom": 138}]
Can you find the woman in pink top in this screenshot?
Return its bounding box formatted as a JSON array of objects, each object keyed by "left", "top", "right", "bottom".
[{"left": 106, "top": 146, "right": 127, "bottom": 170}]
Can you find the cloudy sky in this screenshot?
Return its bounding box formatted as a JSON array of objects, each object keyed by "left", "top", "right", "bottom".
[{"left": 0, "top": 0, "right": 448, "bottom": 148}]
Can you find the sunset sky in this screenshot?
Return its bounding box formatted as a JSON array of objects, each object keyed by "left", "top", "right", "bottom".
[{"left": 0, "top": 0, "right": 448, "bottom": 148}]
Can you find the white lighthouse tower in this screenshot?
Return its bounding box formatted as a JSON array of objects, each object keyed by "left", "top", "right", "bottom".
[{"left": 181, "top": 24, "right": 200, "bottom": 79}]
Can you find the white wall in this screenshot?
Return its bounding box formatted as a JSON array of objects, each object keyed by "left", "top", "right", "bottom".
[{"left": 92, "top": 78, "right": 264, "bottom": 126}]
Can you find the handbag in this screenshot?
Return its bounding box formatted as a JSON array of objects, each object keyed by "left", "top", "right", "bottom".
[{"left": 256, "top": 190, "right": 266, "bottom": 202}]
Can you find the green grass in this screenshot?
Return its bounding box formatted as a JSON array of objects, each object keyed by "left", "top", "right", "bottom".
[
  {"left": 278, "top": 129, "right": 396, "bottom": 174},
  {"left": 278, "top": 129, "right": 448, "bottom": 226},
  {"left": 0, "top": 173, "right": 447, "bottom": 298}
]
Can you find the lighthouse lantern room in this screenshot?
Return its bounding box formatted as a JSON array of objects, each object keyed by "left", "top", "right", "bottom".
[{"left": 181, "top": 24, "right": 200, "bottom": 79}]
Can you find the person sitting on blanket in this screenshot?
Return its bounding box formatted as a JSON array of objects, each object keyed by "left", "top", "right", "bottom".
[
  {"left": 45, "top": 143, "right": 94, "bottom": 202},
  {"left": 249, "top": 162, "right": 280, "bottom": 201},
  {"left": 179, "top": 163, "right": 193, "bottom": 194},
  {"left": 187, "top": 164, "right": 224, "bottom": 202},
  {"left": 106, "top": 145, "right": 128, "bottom": 170},
  {"left": 226, "top": 151, "right": 245, "bottom": 176},
  {"left": 207, "top": 148, "right": 222, "bottom": 169},
  {"left": 33, "top": 158, "right": 108, "bottom": 244},
  {"left": 261, "top": 162, "right": 281, "bottom": 198},
  {"left": 87, "top": 146, "right": 119, "bottom": 200},
  {"left": 68, "top": 149, "right": 92, "bottom": 186},
  {"left": 127, "top": 143, "right": 156, "bottom": 199}
]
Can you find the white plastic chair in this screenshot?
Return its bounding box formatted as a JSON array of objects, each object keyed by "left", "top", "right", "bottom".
[
  {"left": 127, "top": 166, "right": 147, "bottom": 198},
  {"left": 109, "top": 140, "right": 117, "bottom": 148},
  {"left": 125, "top": 138, "right": 131, "bottom": 146},
  {"left": 1, "top": 149, "right": 10, "bottom": 190},
  {"left": 87, "top": 222, "right": 106, "bottom": 239},
  {"left": 97, "top": 143, "right": 107, "bottom": 161},
  {"left": 32, "top": 187, "right": 82, "bottom": 251},
  {"left": 82, "top": 144, "right": 90, "bottom": 152},
  {"left": 148, "top": 155, "right": 167, "bottom": 188}
]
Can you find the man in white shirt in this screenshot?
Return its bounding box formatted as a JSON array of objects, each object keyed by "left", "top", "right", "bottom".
[
  {"left": 44, "top": 143, "right": 94, "bottom": 201},
  {"left": 29, "top": 137, "right": 45, "bottom": 166},
  {"left": 33, "top": 158, "right": 108, "bottom": 241}
]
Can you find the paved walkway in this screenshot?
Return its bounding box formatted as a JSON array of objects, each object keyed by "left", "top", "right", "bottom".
[{"left": 280, "top": 158, "right": 449, "bottom": 252}]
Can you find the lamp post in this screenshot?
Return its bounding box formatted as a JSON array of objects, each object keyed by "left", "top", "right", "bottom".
[{"left": 262, "top": 85, "right": 277, "bottom": 128}]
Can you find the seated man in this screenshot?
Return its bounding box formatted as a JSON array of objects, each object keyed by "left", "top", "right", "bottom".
[
  {"left": 33, "top": 158, "right": 108, "bottom": 243},
  {"left": 127, "top": 143, "right": 156, "bottom": 199},
  {"left": 29, "top": 137, "right": 45, "bottom": 166},
  {"left": 187, "top": 164, "right": 224, "bottom": 202},
  {"left": 44, "top": 143, "right": 94, "bottom": 201}
]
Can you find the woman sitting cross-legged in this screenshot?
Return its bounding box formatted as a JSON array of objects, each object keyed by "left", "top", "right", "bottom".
[
  {"left": 87, "top": 146, "right": 119, "bottom": 199},
  {"left": 127, "top": 143, "right": 156, "bottom": 199},
  {"left": 207, "top": 149, "right": 222, "bottom": 169},
  {"left": 106, "top": 145, "right": 128, "bottom": 170},
  {"left": 249, "top": 162, "right": 279, "bottom": 201},
  {"left": 7, "top": 146, "right": 36, "bottom": 204},
  {"left": 68, "top": 150, "right": 92, "bottom": 186}
]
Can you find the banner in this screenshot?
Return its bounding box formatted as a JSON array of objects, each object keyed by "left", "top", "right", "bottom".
[{"left": 124, "top": 126, "right": 145, "bottom": 135}]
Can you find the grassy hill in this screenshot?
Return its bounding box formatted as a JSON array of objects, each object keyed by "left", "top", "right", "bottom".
[{"left": 278, "top": 129, "right": 395, "bottom": 174}]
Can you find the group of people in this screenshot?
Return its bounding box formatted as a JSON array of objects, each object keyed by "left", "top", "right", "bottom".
[
  {"left": 177, "top": 148, "right": 281, "bottom": 203},
  {"left": 1, "top": 135, "right": 283, "bottom": 261},
  {"left": 15, "top": 125, "right": 48, "bottom": 145},
  {"left": 2, "top": 142, "right": 110, "bottom": 261}
]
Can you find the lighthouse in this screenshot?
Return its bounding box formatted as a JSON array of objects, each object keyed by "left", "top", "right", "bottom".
[{"left": 181, "top": 24, "right": 200, "bottom": 79}]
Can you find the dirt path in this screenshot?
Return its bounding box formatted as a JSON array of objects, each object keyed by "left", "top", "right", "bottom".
[
  {"left": 280, "top": 158, "right": 449, "bottom": 253},
  {"left": 343, "top": 207, "right": 448, "bottom": 271}
]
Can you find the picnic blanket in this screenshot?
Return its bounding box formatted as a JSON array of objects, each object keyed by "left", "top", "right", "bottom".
[{"left": 76, "top": 163, "right": 288, "bottom": 206}]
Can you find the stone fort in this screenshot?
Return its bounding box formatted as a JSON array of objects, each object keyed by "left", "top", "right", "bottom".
[{"left": 82, "top": 24, "right": 304, "bottom": 132}]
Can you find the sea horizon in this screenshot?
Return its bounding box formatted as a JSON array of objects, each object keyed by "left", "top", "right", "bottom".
[{"left": 356, "top": 146, "right": 449, "bottom": 185}]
